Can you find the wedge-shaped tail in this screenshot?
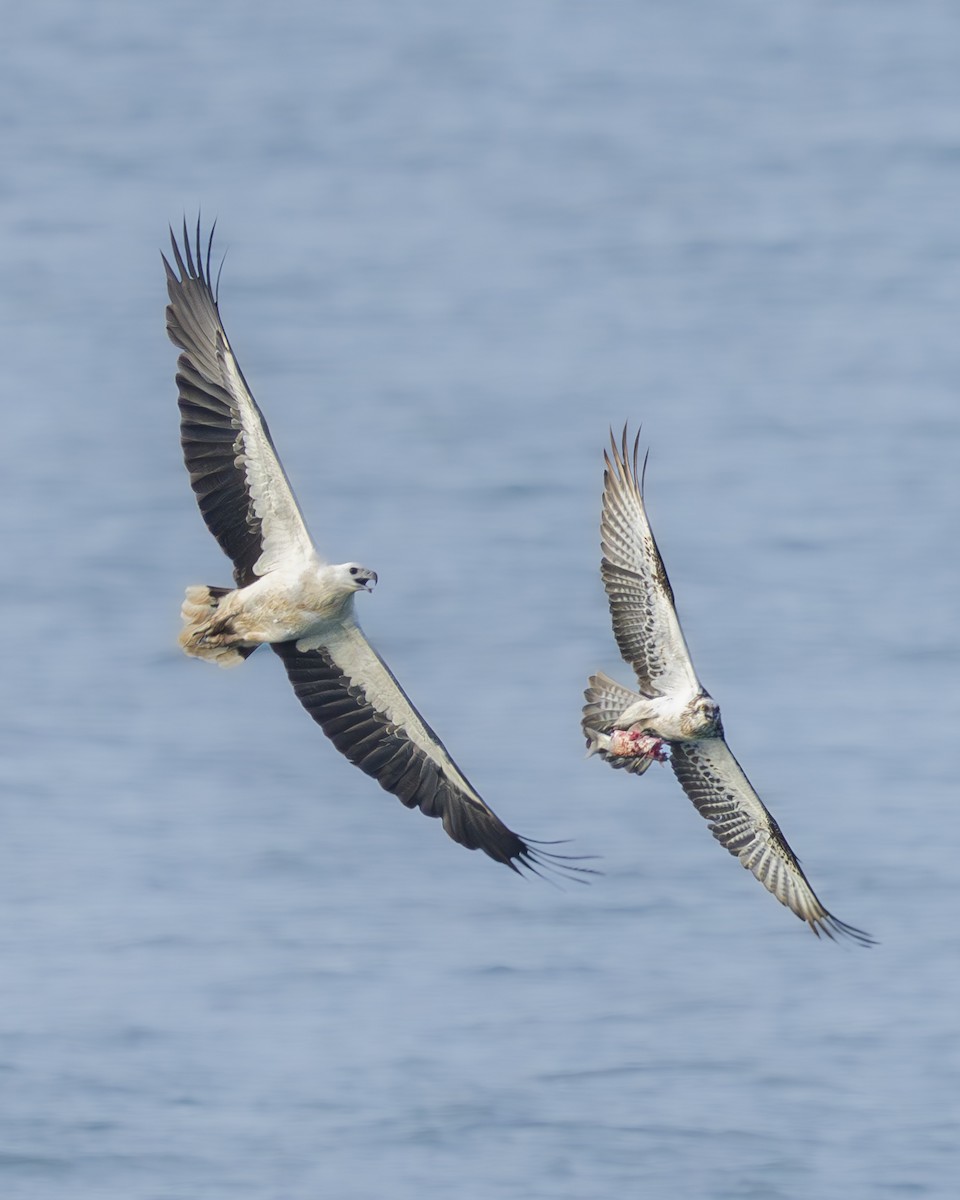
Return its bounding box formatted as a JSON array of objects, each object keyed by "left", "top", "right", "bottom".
[{"left": 179, "top": 585, "right": 255, "bottom": 668}]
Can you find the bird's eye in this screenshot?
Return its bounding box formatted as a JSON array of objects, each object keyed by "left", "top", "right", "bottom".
[{"left": 349, "top": 567, "right": 359, "bottom": 575}]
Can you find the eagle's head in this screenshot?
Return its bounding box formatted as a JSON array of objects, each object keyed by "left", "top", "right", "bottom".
[
  {"left": 342, "top": 563, "right": 378, "bottom": 593},
  {"left": 682, "top": 692, "right": 722, "bottom": 739}
]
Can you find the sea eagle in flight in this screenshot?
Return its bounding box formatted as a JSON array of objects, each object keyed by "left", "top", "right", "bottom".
[
  {"left": 582, "top": 428, "right": 872, "bottom": 943},
  {"left": 164, "top": 221, "right": 577, "bottom": 877}
]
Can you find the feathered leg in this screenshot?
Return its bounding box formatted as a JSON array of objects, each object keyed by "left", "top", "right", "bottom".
[{"left": 178, "top": 586, "right": 256, "bottom": 668}]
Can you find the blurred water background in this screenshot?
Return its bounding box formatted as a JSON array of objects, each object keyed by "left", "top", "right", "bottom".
[{"left": 1, "top": 2, "right": 959, "bottom": 1197}]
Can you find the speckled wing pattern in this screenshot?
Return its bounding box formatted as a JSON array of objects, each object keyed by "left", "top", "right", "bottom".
[
  {"left": 164, "top": 221, "right": 316, "bottom": 588},
  {"left": 600, "top": 429, "right": 700, "bottom": 699},
  {"left": 590, "top": 426, "right": 872, "bottom": 943},
  {"left": 669, "top": 739, "right": 873, "bottom": 943},
  {"left": 273, "top": 628, "right": 581, "bottom": 877}
]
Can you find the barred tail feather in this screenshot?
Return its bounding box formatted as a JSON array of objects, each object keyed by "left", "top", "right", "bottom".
[
  {"left": 583, "top": 671, "right": 642, "bottom": 726},
  {"left": 582, "top": 672, "right": 657, "bottom": 776}
]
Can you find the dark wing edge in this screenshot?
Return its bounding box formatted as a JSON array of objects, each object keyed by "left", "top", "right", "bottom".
[
  {"left": 163, "top": 219, "right": 274, "bottom": 587},
  {"left": 669, "top": 739, "right": 874, "bottom": 946},
  {"left": 271, "top": 639, "right": 594, "bottom": 881}
]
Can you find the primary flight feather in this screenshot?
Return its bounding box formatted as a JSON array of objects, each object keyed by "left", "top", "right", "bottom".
[
  {"left": 164, "top": 220, "right": 576, "bottom": 876},
  {"left": 582, "top": 428, "right": 872, "bottom": 943}
]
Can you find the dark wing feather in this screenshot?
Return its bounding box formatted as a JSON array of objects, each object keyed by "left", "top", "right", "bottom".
[
  {"left": 272, "top": 633, "right": 583, "bottom": 878},
  {"left": 163, "top": 220, "right": 315, "bottom": 587},
  {"left": 600, "top": 429, "right": 702, "bottom": 697},
  {"left": 670, "top": 739, "right": 873, "bottom": 944}
]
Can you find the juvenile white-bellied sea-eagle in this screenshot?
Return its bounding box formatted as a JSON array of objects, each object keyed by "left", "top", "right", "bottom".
[
  {"left": 581, "top": 428, "right": 872, "bottom": 942},
  {"left": 164, "top": 221, "right": 578, "bottom": 877}
]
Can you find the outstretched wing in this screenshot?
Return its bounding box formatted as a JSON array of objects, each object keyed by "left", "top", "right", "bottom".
[
  {"left": 164, "top": 220, "right": 316, "bottom": 588},
  {"left": 600, "top": 428, "right": 702, "bottom": 698},
  {"left": 272, "top": 624, "right": 581, "bottom": 877},
  {"left": 669, "top": 738, "right": 872, "bottom": 943}
]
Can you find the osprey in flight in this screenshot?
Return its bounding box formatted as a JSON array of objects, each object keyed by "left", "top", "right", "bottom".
[
  {"left": 582, "top": 429, "right": 872, "bottom": 943},
  {"left": 164, "top": 222, "right": 575, "bottom": 877}
]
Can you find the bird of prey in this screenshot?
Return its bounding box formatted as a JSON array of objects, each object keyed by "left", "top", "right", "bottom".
[
  {"left": 164, "top": 221, "right": 576, "bottom": 877},
  {"left": 582, "top": 428, "right": 872, "bottom": 943}
]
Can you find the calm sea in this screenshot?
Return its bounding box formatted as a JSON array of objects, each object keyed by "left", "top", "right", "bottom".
[{"left": 1, "top": 2, "right": 959, "bottom": 1197}]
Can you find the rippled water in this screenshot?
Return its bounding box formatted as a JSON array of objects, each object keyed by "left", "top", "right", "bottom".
[{"left": 1, "top": 2, "right": 959, "bottom": 1197}]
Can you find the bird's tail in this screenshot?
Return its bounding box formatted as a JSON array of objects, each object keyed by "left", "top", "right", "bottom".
[
  {"left": 582, "top": 672, "right": 658, "bottom": 776},
  {"left": 178, "top": 585, "right": 254, "bottom": 668}
]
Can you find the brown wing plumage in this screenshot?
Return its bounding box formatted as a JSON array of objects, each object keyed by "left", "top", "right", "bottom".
[
  {"left": 600, "top": 429, "right": 701, "bottom": 698},
  {"left": 669, "top": 739, "right": 873, "bottom": 944},
  {"left": 588, "top": 426, "right": 872, "bottom": 943}
]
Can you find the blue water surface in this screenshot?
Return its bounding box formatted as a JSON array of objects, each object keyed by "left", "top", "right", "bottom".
[{"left": 1, "top": 3, "right": 959, "bottom": 1197}]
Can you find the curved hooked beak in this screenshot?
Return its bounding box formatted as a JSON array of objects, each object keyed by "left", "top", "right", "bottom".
[{"left": 361, "top": 571, "right": 378, "bottom": 593}]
